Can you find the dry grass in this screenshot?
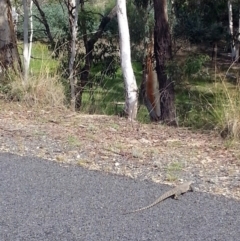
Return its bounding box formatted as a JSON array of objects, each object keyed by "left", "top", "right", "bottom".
[
  {"left": 215, "top": 84, "right": 240, "bottom": 139},
  {"left": 8, "top": 72, "right": 66, "bottom": 108},
  {"left": 210, "top": 69, "right": 240, "bottom": 139},
  {"left": 1, "top": 102, "right": 240, "bottom": 200}
]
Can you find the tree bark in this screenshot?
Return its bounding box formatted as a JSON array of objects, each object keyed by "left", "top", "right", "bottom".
[
  {"left": 75, "top": 5, "right": 117, "bottom": 110},
  {"left": 117, "top": 0, "right": 138, "bottom": 120},
  {"left": 0, "top": 0, "right": 22, "bottom": 79},
  {"left": 33, "top": 0, "right": 55, "bottom": 49},
  {"left": 236, "top": 5, "right": 240, "bottom": 61},
  {"left": 140, "top": 50, "right": 160, "bottom": 121},
  {"left": 67, "top": 0, "right": 80, "bottom": 110},
  {"left": 22, "top": 0, "right": 33, "bottom": 81},
  {"left": 153, "top": 0, "right": 177, "bottom": 126},
  {"left": 228, "top": 0, "right": 236, "bottom": 61}
]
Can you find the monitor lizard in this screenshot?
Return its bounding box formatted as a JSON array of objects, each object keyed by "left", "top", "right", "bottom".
[{"left": 124, "top": 181, "right": 193, "bottom": 214}]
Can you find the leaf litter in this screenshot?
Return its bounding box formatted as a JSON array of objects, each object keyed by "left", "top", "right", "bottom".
[{"left": 0, "top": 100, "right": 240, "bottom": 200}]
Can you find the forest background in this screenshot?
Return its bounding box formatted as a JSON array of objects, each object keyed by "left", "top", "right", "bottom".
[{"left": 1, "top": 0, "right": 240, "bottom": 139}]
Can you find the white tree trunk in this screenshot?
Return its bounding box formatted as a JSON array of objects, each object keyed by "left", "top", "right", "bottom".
[
  {"left": 23, "top": 0, "right": 30, "bottom": 81},
  {"left": 117, "top": 0, "right": 138, "bottom": 120},
  {"left": 228, "top": 0, "right": 236, "bottom": 60},
  {"left": 236, "top": 6, "right": 240, "bottom": 61},
  {"left": 11, "top": 6, "right": 18, "bottom": 32},
  {"left": 68, "top": 0, "right": 80, "bottom": 111},
  {"left": 28, "top": 0, "right": 33, "bottom": 63}
]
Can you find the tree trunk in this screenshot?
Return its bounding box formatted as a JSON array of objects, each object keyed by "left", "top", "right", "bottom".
[
  {"left": 29, "top": 0, "right": 33, "bottom": 64},
  {"left": 33, "top": 0, "right": 55, "bottom": 49},
  {"left": 228, "top": 0, "right": 236, "bottom": 61},
  {"left": 117, "top": 0, "right": 138, "bottom": 120},
  {"left": 11, "top": 7, "right": 18, "bottom": 32},
  {"left": 22, "top": 0, "right": 30, "bottom": 81},
  {"left": 0, "top": 0, "right": 21, "bottom": 79},
  {"left": 236, "top": 5, "right": 240, "bottom": 61},
  {"left": 153, "top": 0, "right": 177, "bottom": 126},
  {"left": 67, "top": 0, "right": 80, "bottom": 110},
  {"left": 140, "top": 49, "right": 160, "bottom": 121},
  {"left": 22, "top": 0, "right": 33, "bottom": 81},
  {"left": 75, "top": 5, "right": 117, "bottom": 110}
]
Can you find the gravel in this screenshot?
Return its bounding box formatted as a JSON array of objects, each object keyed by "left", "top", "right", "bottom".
[{"left": 1, "top": 152, "right": 240, "bottom": 241}]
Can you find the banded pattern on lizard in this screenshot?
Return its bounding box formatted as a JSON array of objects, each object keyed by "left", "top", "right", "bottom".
[{"left": 124, "top": 181, "right": 193, "bottom": 214}]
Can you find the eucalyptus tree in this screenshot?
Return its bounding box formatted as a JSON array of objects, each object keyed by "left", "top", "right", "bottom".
[
  {"left": 134, "top": 0, "right": 177, "bottom": 125},
  {"left": 66, "top": 0, "right": 80, "bottom": 110},
  {"left": 117, "top": 0, "right": 138, "bottom": 120},
  {"left": 22, "top": 0, "right": 33, "bottom": 81},
  {"left": 0, "top": 0, "right": 22, "bottom": 79},
  {"left": 153, "top": 0, "right": 177, "bottom": 125},
  {"left": 237, "top": 0, "right": 240, "bottom": 60},
  {"left": 228, "top": 0, "right": 236, "bottom": 60},
  {"left": 228, "top": 0, "right": 240, "bottom": 61},
  {"left": 74, "top": 4, "right": 117, "bottom": 109},
  {"left": 32, "top": 0, "right": 55, "bottom": 49}
]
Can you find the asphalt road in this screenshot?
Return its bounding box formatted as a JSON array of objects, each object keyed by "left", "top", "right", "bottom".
[{"left": 1, "top": 152, "right": 240, "bottom": 241}]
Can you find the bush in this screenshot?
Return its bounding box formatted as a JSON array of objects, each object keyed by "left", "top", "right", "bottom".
[
  {"left": 210, "top": 80, "right": 240, "bottom": 139},
  {"left": 183, "top": 54, "right": 210, "bottom": 77},
  {"left": 8, "top": 73, "right": 66, "bottom": 108},
  {"left": 17, "top": 4, "right": 69, "bottom": 42}
]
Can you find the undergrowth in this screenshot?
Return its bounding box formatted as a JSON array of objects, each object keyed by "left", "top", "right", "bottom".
[
  {"left": 209, "top": 78, "right": 240, "bottom": 139},
  {"left": 5, "top": 72, "right": 66, "bottom": 108},
  {"left": 176, "top": 62, "right": 240, "bottom": 139},
  {"left": 1, "top": 42, "right": 240, "bottom": 139}
]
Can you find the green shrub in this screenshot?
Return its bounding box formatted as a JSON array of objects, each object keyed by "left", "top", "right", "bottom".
[{"left": 17, "top": 4, "right": 69, "bottom": 42}]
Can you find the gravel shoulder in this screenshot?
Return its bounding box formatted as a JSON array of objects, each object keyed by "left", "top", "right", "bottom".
[
  {"left": 0, "top": 101, "right": 240, "bottom": 200},
  {"left": 1, "top": 152, "right": 240, "bottom": 241}
]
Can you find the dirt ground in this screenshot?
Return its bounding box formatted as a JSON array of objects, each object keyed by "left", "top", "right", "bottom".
[{"left": 0, "top": 100, "right": 240, "bottom": 200}]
